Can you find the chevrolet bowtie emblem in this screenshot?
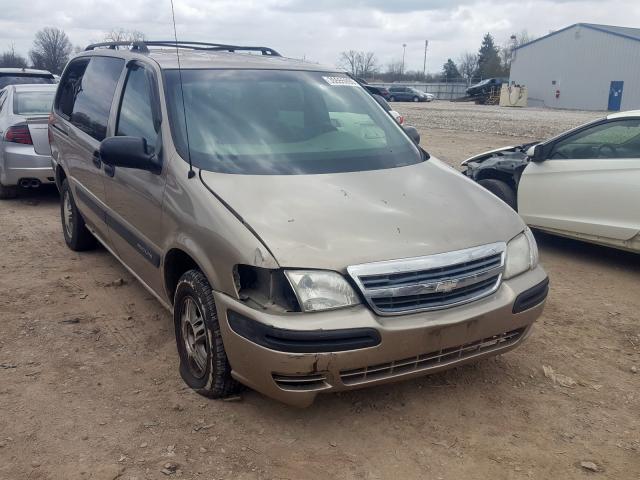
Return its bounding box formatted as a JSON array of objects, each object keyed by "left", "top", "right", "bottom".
[{"left": 434, "top": 279, "right": 459, "bottom": 293}]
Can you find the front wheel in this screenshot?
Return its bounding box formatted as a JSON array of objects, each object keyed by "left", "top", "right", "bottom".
[
  {"left": 478, "top": 179, "right": 517, "bottom": 210},
  {"left": 389, "top": 96, "right": 395, "bottom": 102},
  {"left": 60, "top": 178, "right": 96, "bottom": 250},
  {"left": 174, "top": 269, "right": 240, "bottom": 399}
]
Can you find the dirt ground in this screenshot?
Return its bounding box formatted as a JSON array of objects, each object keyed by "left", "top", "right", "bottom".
[{"left": 1, "top": 102, "right": 639, "bottom": 480}]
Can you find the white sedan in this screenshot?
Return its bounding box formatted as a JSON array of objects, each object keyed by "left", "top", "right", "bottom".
[{"left": 462, "top": 110, "right": 640, "bottom": 253}]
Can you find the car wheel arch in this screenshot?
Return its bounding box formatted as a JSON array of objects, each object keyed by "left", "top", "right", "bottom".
[{"left": 164, "top": 246, "right": 216, "bottom": 306}]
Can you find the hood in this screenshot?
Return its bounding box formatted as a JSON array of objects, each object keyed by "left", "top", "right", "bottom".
[
  {"left": 200, "top": 159, "right": 525, "bottom": 271},
  {"left": 461, "top": 142, "right": 538, "bottom": 167}
]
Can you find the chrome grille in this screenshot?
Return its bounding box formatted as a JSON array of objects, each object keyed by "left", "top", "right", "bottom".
[
  {"left": 340, "top": 328, "right": 524, "bottom": 386},
  {"left": 348, "top": 242, "right": 505, "bottom": 316}
]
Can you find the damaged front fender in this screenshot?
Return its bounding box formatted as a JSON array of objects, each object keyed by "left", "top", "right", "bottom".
[{"left": 462, "top": 143, "right": 538, "bottom": 186}]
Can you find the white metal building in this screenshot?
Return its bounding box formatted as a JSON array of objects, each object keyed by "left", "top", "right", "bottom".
[{"left": 509, "top": 23, "right": 640, "bottom": 111}]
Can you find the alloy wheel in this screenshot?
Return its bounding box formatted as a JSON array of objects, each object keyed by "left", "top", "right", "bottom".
[{"left": 180, "top": 296, "right": 209, "bottom": 379}]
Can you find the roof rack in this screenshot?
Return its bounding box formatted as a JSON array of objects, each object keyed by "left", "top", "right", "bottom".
[{"left": 84, "top": 40, "right": 281, "bottom": 56}]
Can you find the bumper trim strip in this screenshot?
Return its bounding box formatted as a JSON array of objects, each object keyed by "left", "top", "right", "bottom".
[
  {"left": 512, "top": 277, "right": 549, "bottom": 314},
  {"left": 227, "top": 310, "right": 381, "bottom": 353}
]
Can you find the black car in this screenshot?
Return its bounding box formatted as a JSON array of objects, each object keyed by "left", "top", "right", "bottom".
[
  {"left": 0, "top": 68, "right": 56, "bottom": 89},
  {"left": 363, "top": 84, "right": 390, "bottom": 99},
  {"left": 466, "top": 78, "right": 505, "bottom": 97}
]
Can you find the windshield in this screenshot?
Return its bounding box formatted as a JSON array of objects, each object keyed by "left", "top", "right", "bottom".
[
  {"left": 14, "top": 91, "right": 55, "bottom": 115},
  {"left": 0, "top": 75, "right": 54, "bottom": 89},
  {"left": 163, "top": 70, "right": 423, "bottom": 175}
]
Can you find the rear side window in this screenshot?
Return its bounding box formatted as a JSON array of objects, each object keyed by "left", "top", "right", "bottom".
[
  {"left": 70, "top": 57, "right": 124, "bottom": 141},
  {"left": 56, "top": 57, "right": 124, "bottom": 141},
  {"left": 56, "top": 59, "right": 89, "bottom": 119}
]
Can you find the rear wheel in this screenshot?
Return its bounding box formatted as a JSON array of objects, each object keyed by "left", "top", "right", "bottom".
[
  {"left": 174, "top": 269, "right": 240, "bottom": 399},
  {"left": 478, "top": 179, "right": 517, "bottom": 210},
  {"left": 60, "top": 178, "right": 96, "bottom": 251},
  {"left": 389, "top": 96, "right": 395, "bottom": 102},
  {"left": 413, "top": 96, "right": 419, "bottom": 102},
  {"left": 0, "top": 182, "right": 18, "bottom": 200}
]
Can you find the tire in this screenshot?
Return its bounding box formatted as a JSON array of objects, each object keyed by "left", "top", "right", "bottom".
[
  {"left": 60, "top": 178, "right": 96, "bottom": 251},
  {"left": 478, "top": 179, "right": 517, "bottom": 210},
  {"left": 389, "top": 96, "right": 395, "bottom": 102},
  {"left": 174, "top": 269, "right": 240, "bottom": 399},
  {"left": 413, "top": 96, "right": 419, "bottom": 102},
  {"left": 0, "top": 182, "right": 18, "bottom": 199}
]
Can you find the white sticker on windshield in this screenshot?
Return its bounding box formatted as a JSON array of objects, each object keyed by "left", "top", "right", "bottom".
[{"left": 322, "top": 76, "right": 359, "bottom": 86}]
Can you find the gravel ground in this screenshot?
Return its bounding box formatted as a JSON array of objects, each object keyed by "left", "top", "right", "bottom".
[
  {"left": 0, "top": 103, "right": 638, "bottom": 480},
  {"left": 398, "top": 101, "right": 604, "bottom": 140}
]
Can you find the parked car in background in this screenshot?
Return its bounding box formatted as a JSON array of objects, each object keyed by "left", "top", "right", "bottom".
[
  {"left": 363, "top": 84, "right": 390, "bottom": 99},
  {"left": 0, "top": 84, "right": 56, "bottom": 198},
  {"left": 0, "top": 68, "right": 55, "bottom": 89},
  {"left": 466, "top": 78, "right": 505, "bottom": 97},
  {"left": 462, "top": 111, "right": 640, "bottom": 253},
  {"left": 388, "top": 86, "right": 432, "bottom": 102},
  {"left": 50, "top": 40, "right": 547, "bottom": 407},
  {"left": 370, "top": 92, "right": 405, "bottom": 125},
  {"left": 355, "top": 78, "right": 391, "bottom": 100},
  {"left": 389, "top": 109, "right": 404, "bottom": 125}
]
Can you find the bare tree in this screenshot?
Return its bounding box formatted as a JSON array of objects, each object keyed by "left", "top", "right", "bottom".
[
  {"left": 29, "top": 27, "right": 72, "bottom": 74},
  {"left": 339, "top": 50, "right": 359, "bottom": 75},
  {"left": 0, "top": 44, "right": 27, "bottom": 68},
  {"left": 458, "top": 52, "right": 478, "bottom": 85},
  {"left": 385, "top": 59, "right": 404, "bottom": 76},
  {"left": 104, "top": 29, "right": 146, "bottom": 44},
  {"left": 501, "top": 30, "right": 535, "bottom": 72},
  {"left": 359, "top": 52, "right": 378, "bottom": 78},
  {"left": 338, "top": 50, "right": 378, "bottom": 78}
]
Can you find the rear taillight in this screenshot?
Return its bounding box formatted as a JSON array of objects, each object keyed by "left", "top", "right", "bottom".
[{"left": 5, "top": 125, "right": 33, "bottom": 145}]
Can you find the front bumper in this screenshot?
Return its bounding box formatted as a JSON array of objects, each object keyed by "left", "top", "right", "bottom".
[
  {"left": 215, "top": 266, "right": 547, "bottom": 407},
  {"left": 0, "top": 144, "right": 54, "bottom": 186}
]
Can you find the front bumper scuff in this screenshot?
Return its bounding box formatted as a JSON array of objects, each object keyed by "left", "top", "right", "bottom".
[{"left": 215, "top": 266, "right": 548, "bottom": 407}]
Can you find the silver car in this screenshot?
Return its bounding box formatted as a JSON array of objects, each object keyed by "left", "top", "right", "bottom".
[
  {"left": 0, "top": 84, "right": 56, "bottom": 198},
  {"left": 50, "top": 41, "right": 548, "bottom": 407}
]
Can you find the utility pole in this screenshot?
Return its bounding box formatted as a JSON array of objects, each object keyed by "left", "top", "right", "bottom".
[
  {"left": 401, "top": 43, "right": 407, "bottom": 75},
  {"left": 423, "top": 40, "right": 428, "bottom": 80}
]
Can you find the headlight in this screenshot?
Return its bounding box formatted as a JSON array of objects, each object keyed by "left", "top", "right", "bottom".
[
  {"left": 285, "top": 270, "right": 360, "bottom": 312},
  {"left": 504, "top": 228, "right": 539, "bottom": 279}
]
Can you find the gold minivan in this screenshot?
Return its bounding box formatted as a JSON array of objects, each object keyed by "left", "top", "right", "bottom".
[{"left": 50, "top": 41, "right": 548, "bottom": 407}]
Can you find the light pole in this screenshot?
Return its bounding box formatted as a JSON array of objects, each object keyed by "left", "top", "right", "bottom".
[
  {"left": 423, "top": 40, "right": 428, "bottom": 80},
  {"left": 401, "top": 43, "right": 407, "bottom": 75}
]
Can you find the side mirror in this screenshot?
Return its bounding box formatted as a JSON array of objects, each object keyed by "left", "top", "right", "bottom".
[
  {"left": 100, "top": 136, "right": 160, "bottom": 173},
  {"left": 403, "top": 126, "right": 420, "bottom": 145},
  {"left": 526, "top": 144, "right": 545, "bottom": 162}
]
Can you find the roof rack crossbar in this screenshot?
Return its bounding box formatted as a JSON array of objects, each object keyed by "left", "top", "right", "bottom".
[{"left": 84, "top": 40, "right": 281, "bottom": 56}]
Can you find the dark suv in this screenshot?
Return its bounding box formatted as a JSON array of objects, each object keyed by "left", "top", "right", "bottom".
[
  {"left": 466, "top": 78, "right": 506, "bottom": 97},
  {"left": 388, "top": 86, "right": 431, "bottom": 102}
]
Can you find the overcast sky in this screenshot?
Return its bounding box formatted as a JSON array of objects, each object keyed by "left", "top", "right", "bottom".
[{"left": 1, "top": 0, "right": 639, "bottom": 73}]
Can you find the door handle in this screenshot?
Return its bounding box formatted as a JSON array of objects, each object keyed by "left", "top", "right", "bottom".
[{"left": 92, "top": 150, "right": 101, "bottom": 169}]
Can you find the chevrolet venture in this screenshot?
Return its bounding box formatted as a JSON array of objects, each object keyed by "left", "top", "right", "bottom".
[{"left": 49, "top": 41, "right": 548, "bottom": 407}]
